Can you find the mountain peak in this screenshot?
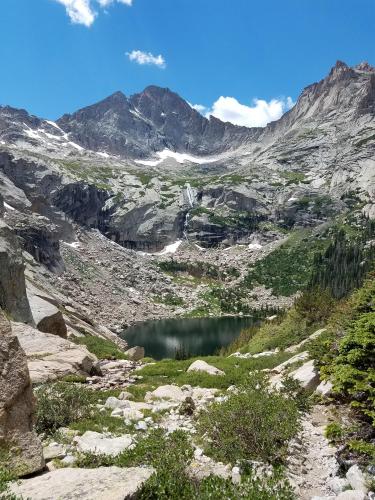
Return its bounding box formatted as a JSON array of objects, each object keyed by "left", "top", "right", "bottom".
[{"left": 355, "top": 61, "right": 375, "bottom": 73}]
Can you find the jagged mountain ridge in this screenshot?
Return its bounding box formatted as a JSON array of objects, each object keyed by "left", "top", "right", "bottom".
[
  {"left": 57, "top": 85, "right": 259, "bottom": 158},
  {"left": 0, "top": 60, "right": 374, "bottom": 254}
]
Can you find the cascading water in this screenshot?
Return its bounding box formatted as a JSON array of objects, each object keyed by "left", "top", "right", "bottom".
[{"left": 183, "top": 183, "right": 194, "bottom": 241}]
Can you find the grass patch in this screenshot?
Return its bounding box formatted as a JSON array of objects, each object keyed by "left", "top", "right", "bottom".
[
  {"left": 126, "top": 352, "right": 292, "bottom": 400},
  {"left": 71, "top": 335, "right": 128, "bottom": 360},
  {"left": 153, "top": 293, "right": 184, "bottom": 307}
]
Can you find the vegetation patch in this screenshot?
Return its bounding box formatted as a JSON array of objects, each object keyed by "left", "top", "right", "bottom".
[
  {"left": 197, "top": 373, "right": 301, "bottom": 464},
  {"left": 244, "top": 229, "right": 329, "bottom": 296},
  {"left": 126, "top": 352, "right": 292, "bottom": 400},
  {"left": 71, "top": 335, "right": 128, "bottom": 360}
]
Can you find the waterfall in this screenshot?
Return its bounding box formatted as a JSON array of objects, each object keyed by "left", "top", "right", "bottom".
[{"left": 183, "top": 183, "right": 194, "bottom": 241}]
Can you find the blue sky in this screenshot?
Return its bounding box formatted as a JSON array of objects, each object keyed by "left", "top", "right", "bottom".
[{"left": 1, "top": 0, "right": 374, "bottom": 125}]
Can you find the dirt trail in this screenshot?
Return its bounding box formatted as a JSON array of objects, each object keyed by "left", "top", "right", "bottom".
[{"left": 287, "top": 405, "right": 340, "bottom": 499}]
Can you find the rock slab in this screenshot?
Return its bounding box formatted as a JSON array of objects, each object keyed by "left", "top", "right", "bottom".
[
  {"left": 10, "top": 466, "right": 155, "bottom": 500},
  {"left": 74, "top": 431, "right": 133, "bottom": 456}
]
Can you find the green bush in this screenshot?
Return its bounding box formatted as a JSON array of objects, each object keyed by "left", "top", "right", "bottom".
[
  {"left": 35, "top": 382, "right": 93, "bottom": 434},
  {"left": 197, "top": 374, "right": 300, "bottom": 464},
  {"left": 318, "top": 277, "right": 375, "bottom": 426},
  {"left": 71, "top": 335, "right": 127, "bottom": 360},
  {"left": 325, "top": 422, "right": 344, "bottom": 441}
]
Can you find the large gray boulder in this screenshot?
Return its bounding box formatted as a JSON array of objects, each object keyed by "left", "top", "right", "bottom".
[
  {"left": 290, "top": 360, "right": 320, "bottom": 391},
  {"left": 74, "top": 431, "right": 133, "bottom": 456},
  {"left": 10, "top": 466, "right": 155, "bottom": 500},
  {"left": 125, "top": 345, "right": 145, "bottom": 361},
  {"left": 27, "top": 292, "right": 67, "bottom": 338},
  {"left": 187, "top": 360, "right": 225, "bottom": 376},
  {"left": 0, "top": 221, "right": 33, "bottom": 323},
  {"left": 12, "top": 322, "right": 98, "bottom": 383},
  {"left": 0, "top": 312, "right": 44, "bottom": 476}
]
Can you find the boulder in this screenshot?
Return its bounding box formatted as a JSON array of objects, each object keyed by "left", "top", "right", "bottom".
[
  {"left": 9, "top": 466, "right": 155, "bottom": 500},
  {"left": 145, "top": 384, "right": 186, "bottom": 402},
  {"left": 0, "top": 312, "right": 44, "bottom": 476},
  {"left": 74, "top": 431, "right": 133, "bottom": 456},
  {"left": 290, "top": 359, "right": 320, "bottom": 390},
  {"left": 125, "top": 345, "right": 145, "bottom": 361},
  {"left": 316, "top": 380, "right": 334, "bottom": 397},
  {"left": 346, "top": 465, "right": 369, "bottom": 493},
  {"left": 27, "top": 292, "right": 67, "bottom": 338},
  {"left": 104, "top": 396, "right": 129, "bottom": 410},
  {"left": 122, "top": 408, "right": 144, "bottom": 421},
  {"left": 187, "top": 360, "right": 225, "bottom": 376},
  {"left": 337, "top": 491, "right": 367, "bottom": 500},
  {"left": 43, "top": 443, "right": 66, "bottom": 461},
  {"left": 12, "top": 322, "right": 98, "bottom": 383},
  {"left": 271, "top": 351, "right": 309, "bottom": 374}
]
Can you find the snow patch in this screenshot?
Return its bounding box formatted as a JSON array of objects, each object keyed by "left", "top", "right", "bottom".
[
  {"left": 45, "top": 120, "right": 62, "bottom": 131},
  {"left": 134, "top": 149, "right": 219, "bottom": 167},
  {"left": 248, "top": 243, "right": 262, "bottom": 250},
  {"left": 155, "top": 240, "right": 182, "bottom": 255},
  {"left": 64, "top": 241, "right": 81, "bottom": 249},
  {"left": 4, "top": 202, "right": 15, "bottom": 211},
  {"left": 97, "top": 152, "right": 110, "bottom": 158}
]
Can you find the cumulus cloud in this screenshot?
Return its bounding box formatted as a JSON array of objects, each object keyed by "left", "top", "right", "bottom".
[
  {"left": 53, "top": 0, "right": 132, "bottom": 27},
  {"left": 189, "top": 103, "right": 207, "bottom": 114},
  {"left": 126, "top": 50, "right": 166, "bottom": 68},
  {"left": 54, "top": 0, "right": 96, "bottom": 27},
  {"left": 190, "top": 96, "right": 294, "bottom": 127},
  {"left": 98, "top": 0, "right": 132, "bottom": 6},
  {"left": 208, "top": 96, "right": 294, "bottom": 127}
]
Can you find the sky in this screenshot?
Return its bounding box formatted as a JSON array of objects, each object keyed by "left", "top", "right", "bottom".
[{"left": 0, "top": 0, "right": 374, "bottom": 126}]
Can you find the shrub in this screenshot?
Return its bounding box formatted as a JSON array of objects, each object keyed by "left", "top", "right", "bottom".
[
  {"left": 325, "top": 422, "right": 344, "bottom": 441},
  {"left": 197, "top": 373, "right": 300, "bottom": 464},
  {"left": 71, "top": 335, "right": 127, "bottom": 360},
  {"left": 35, "top": 382, "right": 93, "bottom": 434},
  {"left": 318, "top": 277, "right": 375, "bottom": 426}
]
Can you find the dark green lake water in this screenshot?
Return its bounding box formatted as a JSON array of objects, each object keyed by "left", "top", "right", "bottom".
[{"left": 121, "top": 316, "right": 256, "bottom": 360}]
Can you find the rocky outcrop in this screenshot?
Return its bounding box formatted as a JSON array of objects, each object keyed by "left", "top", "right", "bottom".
[
  {"left": 0, "top": 311, "right": 44, "bottom": 476},
  {"left": 27, "top": 292, "right": 67, "bottom": 338},
  {"left": 74, "top": 431, "right": 133, "bottom": 456},
  {"left": 9, "top": 466, "right": 155, "bottom": 500},
  {"left": 12, "top": 322, "right": 98, "bottom": 384},
  {"left": 0, "top": 220, "right": 33, "bottom": 323}
]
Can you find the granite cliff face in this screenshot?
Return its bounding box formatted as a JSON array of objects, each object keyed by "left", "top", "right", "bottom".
[{"left": 0, "top": 61, "right": 373, "bottom": 253}]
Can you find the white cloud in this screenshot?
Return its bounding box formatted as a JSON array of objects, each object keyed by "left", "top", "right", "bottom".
[
  {"left": 126, "top": 50, "right": 166, "bottom": 68},
  {"left": 53, "top": 0, "right": 132, "bottom": 27},
  {"left": 54, "top": 0, "right": 96, "bottom": 26},
  {"left": 189, "top": 103, "right": 207, "bottom": 114},
  {"left": 189, "top": 96, "right": 294, "bottom": 127},
  {"left": 98, "top": 0, "right": 132, "bottom": 7}
]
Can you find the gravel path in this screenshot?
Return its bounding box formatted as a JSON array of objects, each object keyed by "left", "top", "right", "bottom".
[{"left": 287, "top": 405, "right": 340, "bottom": 499}]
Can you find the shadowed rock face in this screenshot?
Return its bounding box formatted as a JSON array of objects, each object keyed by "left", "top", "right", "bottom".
[
  {"left": 56, "top": 87, "right": 257, "bottom": 158},
  {"left": 0, "top": 221, "right": 33, "bottom": 323},
  {"left": 0, "top": 311, "right": 44, "bottom": 476}
]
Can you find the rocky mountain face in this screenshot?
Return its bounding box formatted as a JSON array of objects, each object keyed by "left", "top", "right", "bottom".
[
  {"left": 0, "top": 60, "right": 373, "bottom": 255},
  {"left": 57, "top": 86, "right": 256, "bottom": 158}
]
